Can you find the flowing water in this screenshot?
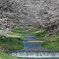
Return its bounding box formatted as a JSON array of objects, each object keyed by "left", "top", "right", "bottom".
[{"left": 10, "top": 34, "right": 59, "bottom": 59}]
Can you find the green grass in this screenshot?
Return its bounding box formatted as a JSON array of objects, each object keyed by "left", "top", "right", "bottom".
[
  {"left": 0, "top": 27, "right": 35, "bottom": 51},
  {"left": 0, "top": 51, "right": 24, "bottom": 59},
  {"left": 35, "top": 29, "right": 59, "bottom": 50},
  {"left": 41, "top": 41, "right": 59, "bottom": 50},
  {"left": 36, "top": 30, "right": 47, "bottom": 40},
  {"left": 0, "top": 27, "right": 27, "bottom": 59},
  {"left": 0, "top": 27, "right": 26, "bottom": 51},
  {"left": 0, "top": 36, "right": 24, "bottom": 51},
  {"left": 41, "top": 32, "right": 59, "bottom": 50},
  {"left": 0, "top": 26, "right": 35, "bottom": 59},
  {"left": 8, "top": 27, "right": 25, "bottom": 39}
]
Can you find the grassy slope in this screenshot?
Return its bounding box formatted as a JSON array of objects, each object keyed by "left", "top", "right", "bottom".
[
  {"left": 0, "top": 51, "right": 24, "bottom": 59},
  {"left": 0, "top": 27, "right": 26, "bottom": 59},
  {"left": 0, "top": 27, "right": 24, "bottom": 51},
  {"left": 0, "top": 26, "right": 34, "bottom": 59},
  {"left": 36, "top": 30, "right": 47, "bottom": 40},
  {"left": 35, "top": 29, "right": 59, "bottom": 50},
  {"left": 7, "top": 27, "right": 25, "bottom": 39}
]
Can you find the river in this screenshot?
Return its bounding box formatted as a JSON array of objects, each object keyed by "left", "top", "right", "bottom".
[{"left": 10, "top": 34, "right": 59, "bottom": 59}]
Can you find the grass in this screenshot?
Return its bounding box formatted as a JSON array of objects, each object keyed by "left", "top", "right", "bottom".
[
  {"left": 0, "top": 27, "right": 25, "bottom": 51},
  {"left": 41, "top": 32, "right": 59, "bottom": 50},
  {"left": 0, "top": 27, "right": 27, "bottom": 59},
  {"left": 7, "top": 27, "right": 25, "bottom": 39},
  {"left": 0, "top": 51, "right": 24, "bottom": 59},
  {"left": 7, "top": 27, "right": 33, "bottom": 39},
  {"left": 27, "top": 27, "right": 41, "bottom": 34},
  {"left": 36, "top": 30, "right": 47, "bottom": 40},
  {"left": 0, "top": 36, "right": 24, "bottom": 51},
  {"left": 0, "top": 26, "right": 35, "bottom": 59},
  {"left": 41, "top": 41, "right": 59, "bottom": 50},
  {"left": 35, "top": 29, "right": 59, "bottom": 50}
]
